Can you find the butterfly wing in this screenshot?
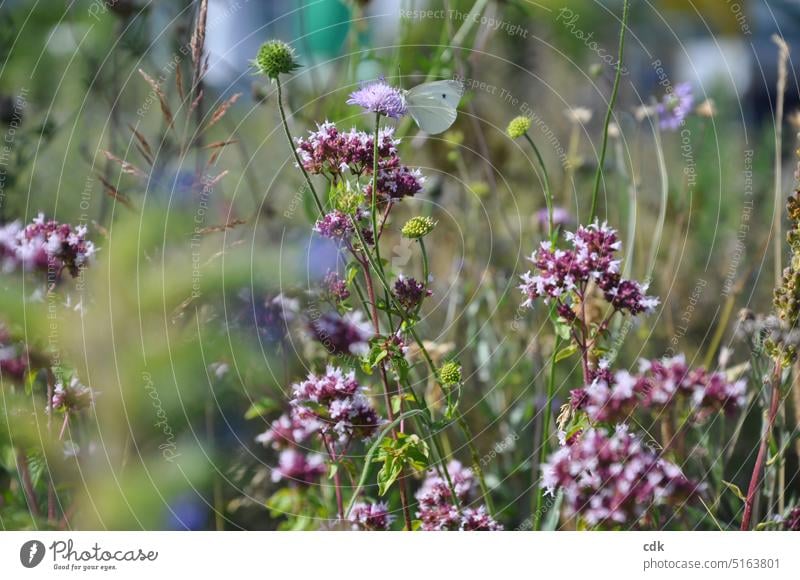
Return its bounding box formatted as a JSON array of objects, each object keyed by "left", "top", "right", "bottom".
[{"left": 406, "top": 80, "right": 464, "bottom": 134}]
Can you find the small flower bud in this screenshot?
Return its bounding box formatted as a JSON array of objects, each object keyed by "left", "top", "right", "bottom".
[
  {"left": 401, "top": 216, "right": 436, "bottom": 239},
  {"left": 255, "top": 40, "right": 299, "bottom": 79},
  {"left": 506, "top": 116, "right": 531, "bottom": 139}
]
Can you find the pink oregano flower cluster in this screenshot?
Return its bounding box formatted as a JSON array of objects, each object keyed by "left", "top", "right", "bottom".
[
  {"left": 0, "top": 213, "right": 95, "bottom": 278},
  {"left": 571, "top": 355, "right": 746, "bottom": 423},
  {"left": 415, "top": 460, "right": 502, "bottom": 531},
  {"left": 257, "top": 367, "right": 382, "bottom": 484},
  {"left": 519, "top": 221, "right": 658, "bottom": 318},
  {"left": 348, "top": 501, "right": 394, "bottom": 531},
  {"left": 296, "top": 122, "right": 424, "bottom": 201},
  {"left": 542, "top": 425, "right": 699, "bottom": 527}
]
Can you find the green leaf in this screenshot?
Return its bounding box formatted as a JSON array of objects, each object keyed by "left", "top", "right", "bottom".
[
  {"left": 555, "top": 344, "right": 578, "bottom": 362},
  {"left": 244, "top": 398, "right": 279, "bottom": 420},
  {"left": 554, "top": 320, "right": 572, "bottom": 340},
  {"left": 721, "top": 480, "right": 747, "bottom": 503}
]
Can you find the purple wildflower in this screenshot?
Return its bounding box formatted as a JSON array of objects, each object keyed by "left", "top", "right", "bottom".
[
  {"left": 314, "top": 210, "right": 355, "bottom": 241},
  {"left": 295, "top": 122, "right": 399, "bottom": 177},
  {"left": 657, "top": 83, "right": 693, "bottom": 131},
  {"left": 323, "top": 271, "right": 350, "bottom": 303},
  {"left": 460, "top": 506, "right": 503, "bottom": 531},
  {"left": 271, "top": 448, "right": 326, "bottom": 484},
  {"left": 309, "top": 310, "right": 371, "bottom": 356},
  {"left": 571, "top": 355, "right": 746, "bottom": 423},
  {"left": 365, "top": 165, "right": 425, "bottom": 201},
  {"left": 256, "top": 410, "right": 322, "bottom": 450},
  {"left": 0, "top": 324, "right": 28, "bottom": 381},
  {"left": 393, "top": 275, "right": 431, "bottom": 310},
  {"left": 415, "top": 461, "right": 502, "bottom": 531},
  {"left": 290, "top": 365, "right": 382, "bottom": 441},
  {"left": 535, "top": 206, "right": 573, "bottom": 230},
  {"left": 519, "top": 221, "right": 658, "bottom": 317},
  {"left": 542, "top": 425, "right": 700, "bottom": 528},
  {"left": 50, "top": 376, "right": 94, "bottom": 413},
  {"left": 347, "top": 78, "right": 407, "bottom": 118},
  {"left": 0, "top": 214, "right": 95, "bottom": 278},
  {"left": 349, "top": 502, "right": 394, "bottom": 530}
]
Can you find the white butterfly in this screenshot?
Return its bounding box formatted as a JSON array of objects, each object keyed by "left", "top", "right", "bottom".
[{"left": 404, "top": 80, "right": 465, "bottom": 135}]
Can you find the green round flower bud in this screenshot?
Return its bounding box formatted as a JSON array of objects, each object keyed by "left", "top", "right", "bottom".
[
  {"left": 439, "top": 361, "right": 462, "bottom": 385},
  {"left": 255, "top": 40, "right": 299, "bottom": 79},
  {"left": 401, "top": 216, "right": 436, "bottom": 239},
  {"left": 506, "top": 116, "right": 531, "bottom": 139}
]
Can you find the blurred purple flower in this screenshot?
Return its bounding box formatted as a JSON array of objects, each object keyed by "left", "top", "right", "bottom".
[
  {"left": 165, "top": 493, "right": 208, "bottom": 531},
  {"left": 272, "top": 448, "right": 326, "bottom": 485},
  {"left": 535, "top": 206, "right": 572, "bottom": 230},
  {"left": 657, "top": 83, "right": 693, "bottom": 131},
  {"left": 309, "top": 310, "right": 371, "bottom": 356},
  {"left": 323, "top": 271, "right": 350, "bottom": 303}
]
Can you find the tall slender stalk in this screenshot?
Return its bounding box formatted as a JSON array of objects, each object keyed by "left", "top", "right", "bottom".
[
  {"left": 741, "top": 362, "right": 783, "bottom": 530},
  {"left": 524, "top": 133, "right": 554, "bottom": 240},
  {"left": 275, "top": 78, "right": 325, "bottom": 215},
  {"left": 533, "top": 335, "right": 561, "bottom": 530},
  {"left": 589, "top": 0, "right": 630, "bottom": 222},
  {"left": 772, "top": 35, "right": 789, "bottom": 290}
]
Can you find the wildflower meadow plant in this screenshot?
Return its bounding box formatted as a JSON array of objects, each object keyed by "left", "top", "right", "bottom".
[{"left": 259, "top": 41, "right": 499, "bottom": 530}]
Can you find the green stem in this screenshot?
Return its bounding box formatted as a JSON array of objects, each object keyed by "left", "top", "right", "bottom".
[
  {"left": 345, "top": 409, "right": 427, "bottom": 517},
  {"left": 275, "top": 77, "right": 325, "bottom": 216},
  {"left": 370, "top": 113, "right": 383, "bottom": 272},
  {"left": 523, "top": 133, "right": 554, "bottom": 241},
  {"left": 349, "top": 221, "right": 462, "bottom": 511},
  {"left": 457, "top": 412, "right": 495, "bottom": 515},
  {"left": 533, "top": 335, "right": 561, "bottom": 530},
  {"left": 589, "top": 0, "right": 630, "bottom": 222}
]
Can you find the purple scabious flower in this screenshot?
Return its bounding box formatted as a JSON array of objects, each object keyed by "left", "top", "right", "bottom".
[
  {"left": 541, "top": 425, "right": 700, "bottom": 528},
  {"left": 519, "top": 220, "right": 658, "bottom": 317},
  {"left": 415, "top": 461, "right": 502, "bottom": 531},
  {"left": 572, "top": 355, "right": 746, "bottom": 423},
  {"left": 393, "top": 275, "right": 431, "bottom": 310},
  {"left": 349, "top": 502, "right": 394, "bottom": 530},
  {"left": 657, "top": 83, "right": 693, "bottom": 131},
  {"left": 290, "top": 365, "right": 382, "bottom": 441},
  {"left": 309, "top": 310, "right": 371, "bottom": 356},
  {"left": 271, "top": 448, "right": 326, "bottom": 484},
  {"left": 347, "top": 78, "right": 407, "bottom": 118}
]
